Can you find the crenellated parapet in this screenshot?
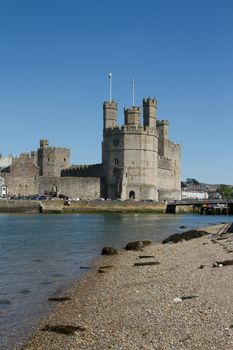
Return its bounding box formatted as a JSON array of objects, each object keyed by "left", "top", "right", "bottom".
[
  {"left": 103, "top": 125, "right": 157, "bottom": 136},
  {"left": 61, "top": 163, "right": 103, "bottom": 177}
]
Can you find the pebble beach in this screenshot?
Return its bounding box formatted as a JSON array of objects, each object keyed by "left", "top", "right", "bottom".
[{"left": 21, "top": 223, "right": 233, "bottom": 350}]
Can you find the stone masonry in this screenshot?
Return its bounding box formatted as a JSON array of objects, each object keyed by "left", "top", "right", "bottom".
[
  {"left": 0, "top": 96, "right": 181, "bottom": 201},
  {"left": 102, "top": 98, "right": 181, "bottom": 201}
]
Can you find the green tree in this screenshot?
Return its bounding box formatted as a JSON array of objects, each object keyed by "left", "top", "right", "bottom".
[{"left": 219, "top": 185, "right": 233, "bottom": 199}]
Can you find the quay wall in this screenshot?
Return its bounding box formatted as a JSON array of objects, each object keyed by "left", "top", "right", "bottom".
[
  {"left": 0, "top": 200, "right": 40, "bottom": 213},
  {"left": 0, "top": 200, "right": 166, "bottom": 213}
]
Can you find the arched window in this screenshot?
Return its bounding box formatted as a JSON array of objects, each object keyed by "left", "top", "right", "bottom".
[{"left": 115, "top": 158, "right": 119, "bottom": 165}]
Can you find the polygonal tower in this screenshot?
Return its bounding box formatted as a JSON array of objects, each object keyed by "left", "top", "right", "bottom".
[
  {"left": 37, "top": 140, "right": 70, "bottom": 177},
  {"left": 102, "top": 97, "right": 159, "bottom": 201}
]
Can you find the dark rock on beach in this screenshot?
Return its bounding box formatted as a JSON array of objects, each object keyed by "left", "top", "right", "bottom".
[
  {"left": 162, "top": 230, "right": 208, "bottom": 244},
  {"left": 41, "top": 325, "right": 86, "bottom": 335},
  {"left": 97, "top": 269, "right": 106, "bottom": 273},
  {"left": 101, "top": 247, "right": 118, "bottom": 255},
  {"left": 125, "top": 240, "right": 152, "bottom": 251},
  {"left": 213, "top": 259, "right": 233, "bottom": 267},
  {"left": 134, "top": 261, "right": 160, "bottom": 266},
  {"left": 48, "top": 297, "right": 72, "bottom": 302}
]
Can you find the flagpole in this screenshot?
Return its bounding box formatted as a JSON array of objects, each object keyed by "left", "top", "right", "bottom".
[
  {"left": 132, "top": 79, "right": 135, "bottom": 106},
  {"left": 109, "top": 73, "right": 112, "bottom": 103}
]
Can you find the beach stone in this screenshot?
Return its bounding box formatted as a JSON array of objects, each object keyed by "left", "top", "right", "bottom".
[
  {"left": 213, "top": 259, "right": 233, "bottom": 267},
  {"left": 125, "top": 240, "right": 152, "bottom": 251},
  {"left": 134, "top": 261, "right": 160, "bottom": 267},
  {"left": 162, "top": 230, "right": 207, "bottom": 244},
  {"left": 101, "top": 247, "right": 118, "bottom": 255},
  {"left": 42, "top": 324, "right": 86, "bottom": 335},
  {"left": 199, "top": 264, "right": 205, "bottom": 269},
  {"left": 48, "top": 297, "right": 72, "bottom": 302},
  {"left": 181, "top": 295, "right": 198, "bottom": 300},
  {"left": 174, "top": 297, "right": 182, "bottom": 303}
]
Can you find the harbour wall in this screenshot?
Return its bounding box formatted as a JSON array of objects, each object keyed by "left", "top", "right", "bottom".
[{"left": 0, "top": 200, "right": 166, "bottom": 213}]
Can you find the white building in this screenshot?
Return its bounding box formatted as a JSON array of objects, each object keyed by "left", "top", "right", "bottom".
[{"left": 181, "top": 189, "right": 209, "bottom": 200}]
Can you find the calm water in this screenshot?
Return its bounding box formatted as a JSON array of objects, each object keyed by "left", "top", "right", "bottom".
[{"left": 0, "top": 213, "right": 232, "bottom": 350}]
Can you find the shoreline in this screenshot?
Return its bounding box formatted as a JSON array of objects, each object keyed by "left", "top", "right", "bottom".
[{"left": 21, "top": 223, "right": 233, "bottom": 350}]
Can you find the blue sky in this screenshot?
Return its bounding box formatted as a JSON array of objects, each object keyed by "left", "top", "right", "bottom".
[{"left": 0, "top": 0, "right": 233, "bottom": 184}]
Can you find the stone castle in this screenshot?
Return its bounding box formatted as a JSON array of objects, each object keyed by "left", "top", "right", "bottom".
[{"left": 0, "top": 97, "right": 181, "bottom": 201}]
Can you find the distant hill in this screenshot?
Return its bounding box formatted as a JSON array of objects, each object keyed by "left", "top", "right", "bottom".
[{"left": 182, "top": 178, "right": 233, "bottom": 199}]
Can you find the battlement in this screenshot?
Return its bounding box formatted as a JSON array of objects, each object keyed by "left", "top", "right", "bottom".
[
  {"left": 61, "top": 163, "right": 103, "bottom": 178},
  {"left": 103, "top": 125, "right": 157, "bottom": 136},
  {"left": 157, "top": 119, "right": 169, "bottom": 126},
  {"left": 40, "top": 139, "right": 49, "bottom": 149},
  {"left": 143, "top": 97, "right": 157, "bottom": 106},
  {"left": 122, "top": 125, "right": 157, "bottom": 135},
  {"left": 103, "top": 100, "right": 118, "bottom": 109},
  {"left": 124, "top": 106, "right": 141, "bottom": 113},
  {"left": 39, "top": 139, "right": 69, "bottom": 152}
]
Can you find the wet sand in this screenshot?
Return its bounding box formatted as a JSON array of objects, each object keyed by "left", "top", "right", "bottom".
[{"left": 22, "top": 223, "right": 233, "bottom": 350}]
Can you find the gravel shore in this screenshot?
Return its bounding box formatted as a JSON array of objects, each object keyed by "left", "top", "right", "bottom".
[{"left": 22, "top": 223, "right": 233, "bottom": 350}]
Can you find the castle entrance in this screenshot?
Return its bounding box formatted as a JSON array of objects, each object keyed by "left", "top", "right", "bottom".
[
  {"left": 51, "top": 185, "right": 58, "bottom": 197},
  {"left": 129, "top": 191, "right": 135, "bottom": 200}
]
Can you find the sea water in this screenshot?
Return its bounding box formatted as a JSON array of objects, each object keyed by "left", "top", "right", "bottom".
[{"left": 0, "top": 213, "right": 232, "bottom": 350}]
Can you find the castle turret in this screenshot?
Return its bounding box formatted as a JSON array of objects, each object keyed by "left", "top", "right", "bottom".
[
  {"left": 37, "top": 140, "right": 70, "bottom": 177},
  {"left": 40, "top": 139, "right": 49, "bottom": 149},
  {"left": 143, "top": 98, "right": 157, "bottom": 128},
  {"left": 30, "top": 151, "right": 37, "bottom": 165},
  {"left": 124, "top": 106, "right": 141, "bottom": 126},
  {"left": 157, "top": 120, "right": 169, "bottom": 157},
  {"left": 103, "top": 101, "right": 118, "bottom": 129}
]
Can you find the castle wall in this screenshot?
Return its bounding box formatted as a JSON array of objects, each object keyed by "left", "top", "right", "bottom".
[
  {"left": 102, "top": 126, "right": 158, "bottom": 200},
  {"left": 1, "top": 156, "right": 40, "bottom": 196},
  {"left": 121, "top": 126, "right": 158, "bottom": 201},
  {"left": 61, "top": 164, "right": 102, "bottom": 177},
  {"left": 39, "top": 177, "right": 100, "bottom": 200},
  {"left": 157, "top": 141, "right": 181, "bottom": 201}
]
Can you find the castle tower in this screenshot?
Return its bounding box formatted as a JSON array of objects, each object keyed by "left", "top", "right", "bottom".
[
  {"left": 103, "top": 101, "right": 118, "bottom": 129},
  {"left": 143, "top": 98, "right": 157, "bottom": 128},
  {"left": 37, "top": 140, "right": 70, "bottom": 177},
  {"left": 40, "top": 139, "right": 49, "bottom": 149},
  {"left": 30, "top": 151, "right": 38, "bottom": 165},
  {"left": 157, "top": 120, "right": 169, "bottom": 157},
  {"left": 124, "top": 106, "right": 141, "bottom": 126}
]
